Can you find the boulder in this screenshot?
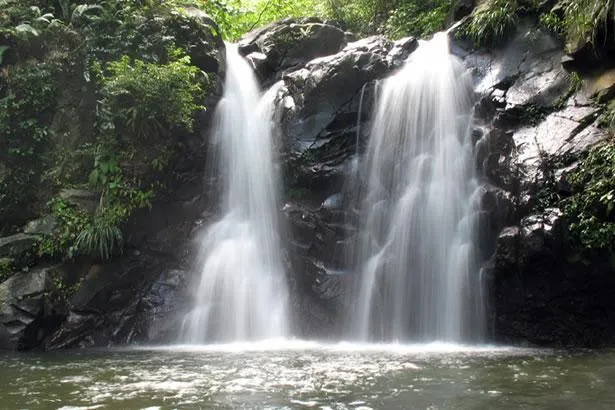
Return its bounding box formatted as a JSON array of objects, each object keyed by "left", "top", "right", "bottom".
[
  {"left": 239, "top": 19, "right": 347, "bottom": 85},
  {"left": 277, "top": 36, "right": 394, "bottom": 176},
  {"left": 587, "top": 68, "right": 615, "bottom": 103},
  {"left": 0, "top": 233, "right": 37, "bottom": 259},
  {"left": 165, "top": 7, "right": 225, "bottom": 74},
  {"left": 0, "top": 267, "right": 65, "bottom": 350},
  {"left": 463, "top": 28, "right": 568, "bottom": 107},
  {"left": 510, "top": 105, "right": 604, "bottom": 189},
  {"left": 23, "top": 216, "right": 57, "bottom": 235},
  {"left": 44, "top": 251, "right": 167, "bottom": 349}
]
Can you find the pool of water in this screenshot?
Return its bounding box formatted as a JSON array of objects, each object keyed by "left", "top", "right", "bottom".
[{"left": 1, "top": 341, "right": 614, "bottom": 409}]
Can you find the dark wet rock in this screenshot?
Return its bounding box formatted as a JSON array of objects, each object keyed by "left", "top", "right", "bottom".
[
  {"left": 276, "top": 34, "right": 406, "bottom": 190},
  {"left": 477, "top": 184, "right": 516, "bottom": 257},
  {"left": 463, "top": 28, "right": 568, "bottom": 109},
  {"left": 279, "top": 36, "right": 391, "bottom": 152},
  {"left": 494, "top": 208, "right": 567, "bottom": 271},
  {"left": 0, "top": 267, "right": 65, "bottom": 350},
  {"left": 0, "top": 233, "right": 37, "bottom": 259},
  {"left": 44, "top": 251, "right": 171, "bottom": 349},
  {"left": 239, "top": 19, "right": 347, "bottom": 86},
  {"left": 453, "top": 0, "right": 475, "bottom": 20},
  {"left": 387, "top": 37, "right": 419, "bottom": 69},
  {"left": 483, "top": 208, "right": 615, "bottom": 347},
  {"left": 283, "top": 201, "right": 354, "bottom": 337},
  {"left": 491, "top": 207, "right": 615, "bottom": 346},
  {"left": 141, "top": 269, "right": 190, "bottom": 342},
  {"left": 493, "top": 226, "right": 523, "bottom": 273},
  {"left": 283, "top": 201, "right": 353, "bottom": 270}
]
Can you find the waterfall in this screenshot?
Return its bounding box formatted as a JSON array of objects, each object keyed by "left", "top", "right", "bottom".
[
  {"left": 352, "top": 33, "right": 484, "bottom": 342},
  {"left": 181, "top": 44, "right": 289, "bottom": 343}
]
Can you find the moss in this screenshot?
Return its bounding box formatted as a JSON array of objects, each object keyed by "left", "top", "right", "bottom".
[{"left": 0, "top": 257, "right": 15, "bottom": 283}]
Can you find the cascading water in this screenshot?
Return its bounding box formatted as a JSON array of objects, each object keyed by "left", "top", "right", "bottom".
[
  {"left": 352, "top": 33, "right": 484, "bottom": 342},
  {"left": 181, "top": 44, "right": 289, "bottom": 343}
]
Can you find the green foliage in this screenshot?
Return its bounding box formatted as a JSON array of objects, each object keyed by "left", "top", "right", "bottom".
[
  {"left": 101, "top": 54, "right": 205, "bottom": 140},
  {"left": 52, "top": 274, "right": 81, "bottom": 301},
  {"left": 566, "top": 143, "right": 615, "bottom": 252},
  {"left": 462, "top": 0, "right": 520, "bottom": 47},
  {"left": 0, "top": 61, "right": 57, "bottom": 231},
  {"left": 462, "top": 0, "right": 615, "bottom": 53},
  {"left": 539, "top": 10, "right": 565, "bottom": 37},
  {"left": 0, "top": 46, "right": 9, "bottom": 65},
  {"left": 196, "top": 0, "right": 327, "bottom": 41},
  {"left": 599, "top": 100, "right": 615, "bottom": 131},
  {"left": 384, "top": 0, "right": 451, "bottom": 39},
  {"left": 1, "top": 0, "right": 211, "bottom": 247},
  {"left": 0, "top": 258, "right": 15, "bottom": 283},
  {"left": 562, "top": 0, "right": 612, "bottom": 51},
  {"left": 38, "top": 198, "right": 90, "bottom": 259},
  {"left": 75, "top": 210, "right": 124, "bottom": 261}
]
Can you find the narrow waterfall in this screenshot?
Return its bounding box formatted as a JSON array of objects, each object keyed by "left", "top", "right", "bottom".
[
  {"left": 181, "top": 44, "right": 289, "bottom": 343},
  {"left": 352, "top": 33, "right": 484, "bottom": 342}
]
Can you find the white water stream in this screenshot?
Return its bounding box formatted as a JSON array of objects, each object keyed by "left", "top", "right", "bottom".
[
  {"left": 352, "top": 33, "right": 485, "bottom": 342},
  {"left": 181, "top": 44, "right": 289, "bottom": 343}
]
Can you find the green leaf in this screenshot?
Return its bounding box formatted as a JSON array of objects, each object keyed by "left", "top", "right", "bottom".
[
  {"left": 0, "top": 46, "right": 8, "bottom": 66},
  {"left": 15, "top": 24, "right": 40, "bottom": 37}
]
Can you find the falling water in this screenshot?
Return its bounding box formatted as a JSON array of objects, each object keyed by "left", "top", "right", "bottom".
[
  {"left": 181, "top": 44, "right": 289, "bottom": 343},
  {"left": 352, "top": 33, "right": 484, "bottom": 342}
]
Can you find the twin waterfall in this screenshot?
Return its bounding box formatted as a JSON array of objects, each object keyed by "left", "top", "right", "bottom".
[
  {"left": 181, "top": 45, "right": 289, "bottom": 342},
  {"left": 183, "top": 35, "right": 484, "bottom": 344}
]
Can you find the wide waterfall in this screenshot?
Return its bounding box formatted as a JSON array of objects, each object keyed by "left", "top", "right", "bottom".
[
  {"left": 352, "top": 33, "right": 484, "bottom": 342},
  {"left": 181, "top": 44, "right": 289, "bottom": 343}
]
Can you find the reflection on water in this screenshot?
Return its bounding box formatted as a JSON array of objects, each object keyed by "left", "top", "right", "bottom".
[{"left": 1, "top": 342, "right": 615, "bottom": 409}]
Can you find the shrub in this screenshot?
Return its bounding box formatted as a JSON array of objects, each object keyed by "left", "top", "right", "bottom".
[
  {"left": 75, "top": 210, "right": 124, "bottom": 261},
  {"left": 566, "top": 143, "right": 615, "bottom": 252},
  {"left": 38, "top": 198, "right": 90, "bottom": 259},
  {"left": 463, "top": 0, "right": 520, "bottom": 47},
  {"left": 384, "top": 0, "right": 451, "bottom": 39},
  {"left": 101, "top": 54, "right": 206, "bottom": 140},
  {"left": 562, "top": 0, "right": 612, "bottom": 51},
  {"left": 0, "top": 61, "right": 57, "bottom": 232}
]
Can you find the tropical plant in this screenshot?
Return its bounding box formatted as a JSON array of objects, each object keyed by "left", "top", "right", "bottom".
[
  {"left": 462, "top": 0, "right": 519, "bottom": 47},
  {"left": 563, "top": 0, "right": 613, "bottom": 51},
  {"left": 74, "top": 209, "right": 124, "bottom": 261}
]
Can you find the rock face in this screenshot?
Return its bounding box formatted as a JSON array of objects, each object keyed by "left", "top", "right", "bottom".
[
  {"left": 0, "top": 267, "right": 65, "bottom": 350},
  {"left": 460, "top": 27, "right": 615, "bottom": 346},
  {"left": 238, "top": 19, "right": 348, "bottom": 86},
  {"left": 44, "top": 254, "right": 191, "bottom": 349}
]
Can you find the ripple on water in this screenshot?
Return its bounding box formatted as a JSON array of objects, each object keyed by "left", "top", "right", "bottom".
[{"left": 1, "top": 343, "right": 614, "bottom": 409}]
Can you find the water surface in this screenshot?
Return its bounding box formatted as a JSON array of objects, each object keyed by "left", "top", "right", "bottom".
[{"left": 1, "top": 342, "right": 614, "bottom": 409}]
